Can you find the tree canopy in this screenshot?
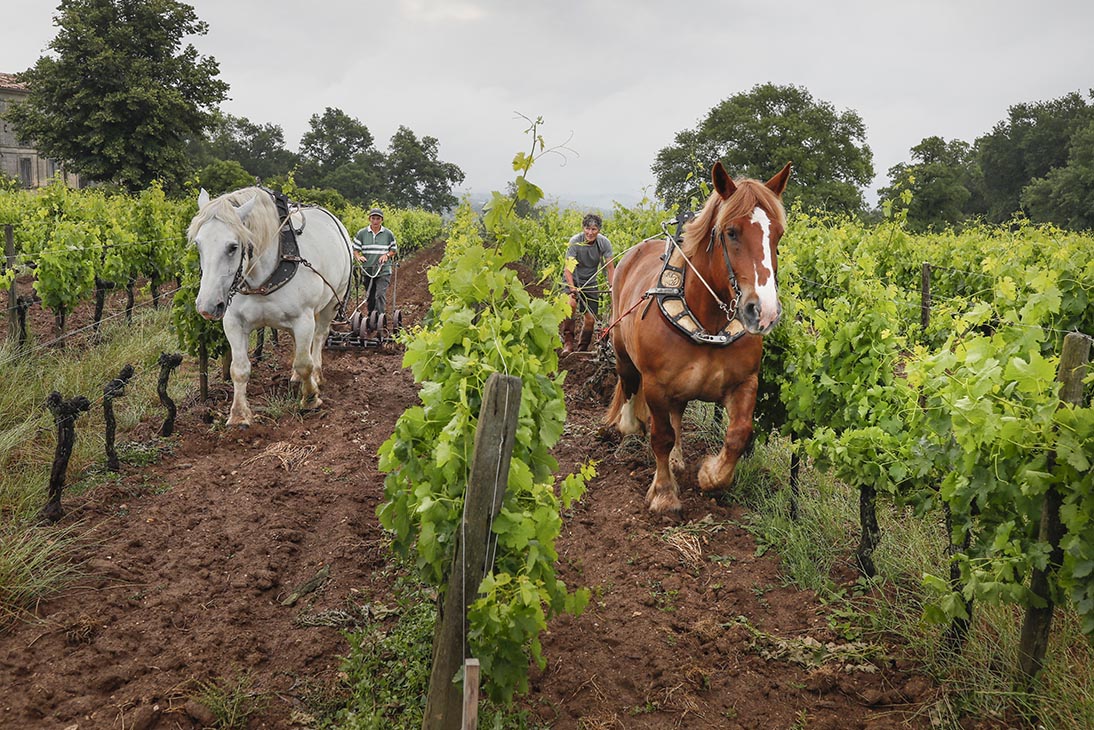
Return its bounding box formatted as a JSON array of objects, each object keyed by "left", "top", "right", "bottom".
[
  {"left": 879, "top": 137, "right": 979, "bottom": 232},
  {"left": 382, "top": 126, "right": 466, "bottom": 212},
  {"left": 652, "top": 83, "right": 874, "bottom": 215},
  {"left": 198, "top": 112, "right": 298, "bottom": 181},
  {"left": 6, "top": 0, "right": 228, "bottom": 192},
  {"left": 299, "top": 107, "right": 375, "bottom": 176},
  {"left": 287, "top": 110, "right": 463, "bottom": 212},
  {"left": 976, "top": 91, "right": 1093, "bottom": 223},
  {"left": 880, "top": 90, "right": 1094, "bottom": 231}
]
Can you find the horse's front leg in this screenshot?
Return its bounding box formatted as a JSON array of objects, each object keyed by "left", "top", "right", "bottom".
[
  {"left": 224, "top": 319, "right": 254, "bottom": 427},
  {"left": 698, "top": 376, "right": 757, "bottom": 493},
  {"left": 290, "top": 317, "right": 320, "bottom": 410},
  {"left": 644, "top": 388, "right": 683, "bottom": 516}
]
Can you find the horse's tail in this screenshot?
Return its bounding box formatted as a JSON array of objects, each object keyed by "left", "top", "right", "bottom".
[{"left": 604, "top": 380, "right": 647, "bottom": 435}]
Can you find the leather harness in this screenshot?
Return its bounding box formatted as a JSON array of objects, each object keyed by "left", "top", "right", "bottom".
[
  {"left": 234, "top": 187, "right": 305, "bottom": 297},
  {"left": 645, "top": 223, "right": 747, "bottom": 347}
]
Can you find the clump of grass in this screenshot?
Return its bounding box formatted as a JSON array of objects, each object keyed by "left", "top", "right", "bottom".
[
  {"left": 0, "top": 521, "right": 81, "bottom": 629},
  {"left": 193, "top": 671, "right": 267, "bottom": 730}
]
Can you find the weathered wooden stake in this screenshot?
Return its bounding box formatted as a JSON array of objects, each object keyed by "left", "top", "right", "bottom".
[
  {"left": 1016, "top": 332, "right": 1091, "bottom": 690},
  {"left": 157, "top": 352, "right": 184, "bottom": 437},
  {"left": 920, "top": 262, "right": 931, "bottom": 331},
  {"left": 92, "top": 277, "right": 117, "bottom": 333},
  {"left": 125, "top": 276, "right": 136, "bottom": 324},
  {"left": 856, "top": 483, "right": 880, "bottom": 578},
  {"left": 15, "top": 295, "right": 33, "bottom": 349},
  {"left": 788, "top": 432, "right": 801, "bottom": 521},
  {"left": 462, "top": 658, "right": 480, "bottom": 730},
  {"left": 422, "top": 373, "right": 522, "bottom": 730},
  {"left": 942, "top": 504, "right": 972, "bottom": 653},
  {"left": 253, "top": 327, "right": 267, "bottom": 361}
]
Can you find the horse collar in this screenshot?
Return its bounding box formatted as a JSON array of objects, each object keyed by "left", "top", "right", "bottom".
[
  {"left": 647, "top": 230, "right": 746, "bottom": 347},
  {"left": 232, "top": 188, "right": 303, "bottom": 298}
]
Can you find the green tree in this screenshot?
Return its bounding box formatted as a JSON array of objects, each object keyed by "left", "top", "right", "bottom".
[
  {"left": 1021, "top": 118, "right": 1094, "bottom": 230},
  {"left": 199, "top": 112, "right": 298, "bottom": 180},
  {"left": 298, "top": 107, "right": 375, "bottom": 181},
  {"left": 652, "top": 83, "right": 874, "bottom": 215},
  {"left": 880, "top": 136, "right": 978, "bottom": 231},
  {"left": 5, "top": 0, "right": 228, "bottom": 192},
  {"left": 320, "top": 150, "right": 387, "bottom": 206},
  {"left": 976, "top": 91, "right": 1093, "bottom": 222},
  {"left": 194, "top": 159, "right": 257, "bottom": 196},
  {"left": 381, "top": 126, "right": 465, "bottom": 212}
]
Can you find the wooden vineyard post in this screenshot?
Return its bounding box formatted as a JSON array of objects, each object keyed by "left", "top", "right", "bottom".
[
  {"left": 1016, "top": 332, "right": 1091, "bottom": 690},
  {"left": 5, "top": 224, "right": 15, "bottom": 342},
  {"left": 462, "top": 658, "right": 480, "bottom": 730},
  {"left": 422, "top": 373, "right": 521, "bottom": 730},
  {"left": 253, "top": 327, "right": 267, "bottom": 362},
  {"left": 920, "top": 262, "right": 931, "bottom": 332}
]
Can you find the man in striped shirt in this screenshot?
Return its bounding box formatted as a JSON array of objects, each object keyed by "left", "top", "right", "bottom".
[{"left": 352, "top": 208, "right": 398, "bottom": 327}]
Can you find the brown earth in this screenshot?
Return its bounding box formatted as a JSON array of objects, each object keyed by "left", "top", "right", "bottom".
[{"left": 0, "top": 241, "right": 941, "bottom": 729}]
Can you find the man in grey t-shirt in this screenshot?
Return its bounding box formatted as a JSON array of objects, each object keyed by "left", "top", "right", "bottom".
[{"left": 562, "top": 213, "right": 615, "bottom": 355}]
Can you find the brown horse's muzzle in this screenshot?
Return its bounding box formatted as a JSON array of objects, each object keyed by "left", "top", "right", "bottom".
[{"left": 739, "top": 295, "right": 781, "bottom": 335}]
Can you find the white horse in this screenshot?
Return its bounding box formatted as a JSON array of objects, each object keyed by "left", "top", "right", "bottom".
[{"left": 190, "top": 187, "right": 352, "bottom": 427}]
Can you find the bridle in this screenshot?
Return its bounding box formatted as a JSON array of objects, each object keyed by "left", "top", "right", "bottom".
[{"left": 699, "top": 225, "right": 744, "bottom": 322}]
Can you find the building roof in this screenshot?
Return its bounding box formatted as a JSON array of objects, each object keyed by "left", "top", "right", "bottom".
[{"left": 0, "top": 73, "right": 28, "bottom": 93}]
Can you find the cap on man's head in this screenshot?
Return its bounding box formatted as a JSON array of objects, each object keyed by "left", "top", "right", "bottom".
[{"left": 368, "top": 208, "right": 383, "bottom": 218}]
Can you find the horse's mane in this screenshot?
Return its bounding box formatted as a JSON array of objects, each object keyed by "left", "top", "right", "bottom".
[
  {"left": 186, "top": 187, "right": 281, "bottom": 260},
  {"left": 682, "top": 178, "right": 786, "bottom": 256}
]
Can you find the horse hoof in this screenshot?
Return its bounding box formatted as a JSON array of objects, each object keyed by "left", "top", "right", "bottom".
[
  {"left": 698, "top": 459, "right": 735, "bottom": 493},
  {"left": 647, "top": 489, "right": 683, "bottom": 517},
  {"left": 649, "top": 501, "right": 684, "bottom": 521}
]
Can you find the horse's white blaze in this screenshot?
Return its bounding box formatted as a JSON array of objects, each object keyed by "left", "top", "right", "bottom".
[{"left": 750, "top": 207, "right": 778, "bottom": 329}]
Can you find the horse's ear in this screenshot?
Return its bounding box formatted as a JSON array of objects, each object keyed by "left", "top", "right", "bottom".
[
  {"left": 765, "top": 162, "right": 792, "bottom": 197},
  {"left": 197, "top": 188, "right": 210, "bottom": 208},
  {"left": 235, "top": 194, "right": 259, "bottom": 221},
  {"left": 712, "top": 161, "right": 738, "bottom": 199}
]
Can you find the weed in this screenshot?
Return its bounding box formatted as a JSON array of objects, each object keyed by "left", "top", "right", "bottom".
[
  {"left": 646, "top": 580, "right": 679, "bottom": 612},
  {"left": 193, "top": 671, "right": 267, "bottom": 730}
]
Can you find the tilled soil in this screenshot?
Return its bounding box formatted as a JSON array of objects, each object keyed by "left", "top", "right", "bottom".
[{"left": 0, "top": 241, "right": 934, "bottom": 729}]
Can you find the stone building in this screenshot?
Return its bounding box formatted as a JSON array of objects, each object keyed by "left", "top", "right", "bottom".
[{"left": 0, "top": 72, "right": 81, "bottom": 188}]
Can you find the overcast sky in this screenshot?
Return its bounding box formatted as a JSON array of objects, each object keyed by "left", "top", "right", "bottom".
[{"left": 4, "top": 0, "right": 1093, "bottom": 209}]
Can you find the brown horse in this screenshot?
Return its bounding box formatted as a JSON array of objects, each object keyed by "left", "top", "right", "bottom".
[{"left": 604, "top": 161, "right": 791, "bottom": 515}]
